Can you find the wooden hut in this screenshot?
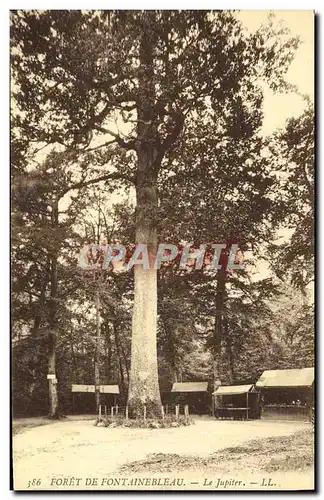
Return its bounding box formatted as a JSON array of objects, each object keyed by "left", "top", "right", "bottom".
[
  {"left": 256, "top": 368, "right": 314, "bottom": 421},
  {"left": 71, "top": 384, "right": 120, "bottom": 413},
  {"left": 170, "top": 382, "right": 210, "bottom": 414},
  {"left": 212, "top": 384, "right": 260, "bottom": 420}
]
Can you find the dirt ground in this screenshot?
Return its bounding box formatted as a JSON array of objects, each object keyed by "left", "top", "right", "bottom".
[
  {"left": 12, "top": 416, "right": 314, "bottom": 491},
  {"left": 12, "top": 414, "right": 95, "bottom": 435}
]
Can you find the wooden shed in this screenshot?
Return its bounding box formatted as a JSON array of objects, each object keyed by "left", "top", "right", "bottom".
[
  {"left": 213, "top": 384, "right": 260, "bottom": 420},
  {"left": 170, "top": 382, "right": 210, "bottom": 414},
  {"left": 256, "top": 368, "right": 314, "bottom": 421},
  {"left": 71, "top": 384, "right": 120, "bottom": 413}
]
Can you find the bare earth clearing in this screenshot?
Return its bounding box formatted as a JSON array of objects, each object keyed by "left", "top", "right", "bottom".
[{"left": 13, "top": 416, "right": 314, "bottom": 491}]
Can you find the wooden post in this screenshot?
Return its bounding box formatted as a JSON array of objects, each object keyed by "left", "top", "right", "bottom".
[
  {"left": 126, "top": 405, "right": 129, "bottom": 421},
  {"left": 116, "top": 404, "right": 119, "bottom": 415},
  {"left": 184, "top": 405, "right": 189, "bottom": 419},
  {"left": 176, "top": 404, "right": 179, "bottom": 421},
  {"left": 143, "top": 405, "right": 146, "bottom": 421},
  {"left": 104, "top": 405, "right": 107, "bottom": 416},
  {"left": 111, "top": 406, "right": 114, "bottom": 418},
  {"left": 166, "top": 404, "right": 168, "bottom": 415},
  {"left": 161, "top": 405, "right": 165, "bottom": 420},
  {"left": 99, "top": 404, "right": 102, "bottom": 419}
]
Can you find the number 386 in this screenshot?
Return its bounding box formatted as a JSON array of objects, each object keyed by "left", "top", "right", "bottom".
[{"left": 28, "top": 478, "right": 41, "bottom": 488}]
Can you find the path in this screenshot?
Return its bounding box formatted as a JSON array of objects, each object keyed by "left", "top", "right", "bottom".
[{"left": 12, "top": 418, "right": 313, "bottom": 491}]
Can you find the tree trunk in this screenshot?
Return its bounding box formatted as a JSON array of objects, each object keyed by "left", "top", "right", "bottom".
[
  {"left": 94, "top": 290, "right": 101, "bottom": 413},
  {"left": 224, "top": 316, "right": 234, "bottom": 384},
  {"left": 166, "top": 321, "right": 180, "bottom": 384},
  {"left": 120, "top": 340, "right": 130, "bottom": 384},
  {"left": 113, "top": 319, "right": 125, "bottom": 389},
  {"left": 213, "top": 269, "right": 226, "bottom": 393},
  {"left": 171, "top": 368, "right": 178, "bottom": 384},
  {"left": 32, "top": 259, "right": 50, "bottom": 336},
  {"left": 69, "top": 327, "right": 79, "bottom": 384},
  {"left": 104, "top": 320, "right": 112, "bottom": 382},
  {"left": 128, "top": 262, "right": 161, "bottom": 417},
  {"left": 127, "top": 18, "right": 162, "bottom": 418},
  {"left": 48, "top": 201, "right": 59, "bottom": 418},
  {"left": 48, "top": 335, "right": 58, "bottom": 419},
  {"left": 170, "top": 350, "right": 180, "bottom": 384}
]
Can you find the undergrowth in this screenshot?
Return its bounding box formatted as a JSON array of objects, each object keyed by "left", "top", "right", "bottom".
[{"left": 95, "top": 415, "right": 194, "bottom": 429}]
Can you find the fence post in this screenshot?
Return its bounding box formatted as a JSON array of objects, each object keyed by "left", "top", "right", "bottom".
[
  {"left": 144, "top": 405, "right": 147, "bottom": 421},
  {"left": 126, "top": 405, "right": 129, "bottom": 421},
  {"left": 185, "top": 405, "right": 189, "bottom": 419},
  {"left": 104, "top": 405, "right": 107, "bottom": 416},
  {"left": 161, "top": 405, "right": 165, "bottom": 420},
  {"left": 176, "top": 404, "right": 179, "bottom": 421},
  {"left": 166, "top": 404, "right": 168, "bottom": 415},
  {"left": 111, "top": 406, "right": 114, "bottom": 418},
  {"left": 99, "top": 404, "right": 102, "bottom": 419},
  {"left": 116, "top": 404, "right": 119, "bottom": 415}
]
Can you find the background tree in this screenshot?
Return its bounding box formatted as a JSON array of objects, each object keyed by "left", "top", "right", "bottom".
[
  {"left": 268, "top": 103, "right": 314, "bottom": 291},
  {"left": 12, "top": 155, "right": 84, "bottom": 417}
]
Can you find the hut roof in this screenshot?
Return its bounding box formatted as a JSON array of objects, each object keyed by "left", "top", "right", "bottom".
[
  {"left": 256, "top": 368, "right": 314, "bottom": 388},
  {"left": 71, "top": 384, "right": 120, "bottom": 394},
  {"left": 171, "top": 382, "right": 208, "bottom": 393},
  {"left": 213, "top": 384, "right": 254, "bottom": 396}
]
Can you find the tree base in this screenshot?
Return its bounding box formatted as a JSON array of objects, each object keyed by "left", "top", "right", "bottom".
[
  {"left": 47, "top": 411, "right": 65, "bottom": 420},
  {"left": 127, "top": 398, "right": 162, "bottom": 420},
  {"left": 95, "top": 415, "right": 193, "bottom": 429}
]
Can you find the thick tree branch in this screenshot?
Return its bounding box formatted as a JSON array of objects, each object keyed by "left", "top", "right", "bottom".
[
  {"left": 84, "top": 139, "right": 117, "bottom": 153},
  {"left": 94, "top": 126, "right": 136, "bottom": 151},
  {"left": 60, "top": 171, "right": 135, "bottom": 197},
  {"left": 156, "top": 111, "right": 185, "bottom": 165}
]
